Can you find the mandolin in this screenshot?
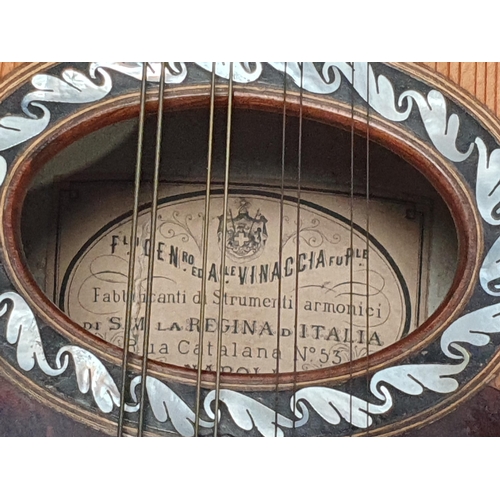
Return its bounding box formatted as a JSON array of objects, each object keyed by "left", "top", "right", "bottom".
[{"left": 1, "top": 62, "right": 500, "bottom": 436}]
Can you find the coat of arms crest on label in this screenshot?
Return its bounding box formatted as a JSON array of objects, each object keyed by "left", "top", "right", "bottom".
[{"left": 217, "top": 198, "right": 268, "bottom": 262}]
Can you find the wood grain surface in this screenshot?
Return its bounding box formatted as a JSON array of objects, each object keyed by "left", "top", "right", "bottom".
[
  {"left": 420, "top": 62, "right": 500, "bottom": 115},
  {"left": 0, "top": 62, "right": 23, "bottom": 80}
]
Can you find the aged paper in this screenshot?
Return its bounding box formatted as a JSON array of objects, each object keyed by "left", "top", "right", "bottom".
[{"left": 52, "top": 183, "right": 428, "bottom": 374}]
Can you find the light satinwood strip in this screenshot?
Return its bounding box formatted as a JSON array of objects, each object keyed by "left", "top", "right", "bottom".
[
  {"left": 458, "top": 62, "right": 477, "bottom": 100},
  {"left": 449, "top": 62, "right": 460, "bottom": 84},
  {"left": 436, "top": 62, "right": 449, "bottom": 78},
  {"left": 493, "top": 62, "right": 500, "bottom": 116},
  {"left": 485, "top": 62, "right": 496, "bottom": 112},
  {"left": 0, "top": 62, "right": 24, "bottom": 80},
  {"left": 476, "top": 62, "right": 486, "bottom": 103},
  {"left": 426, "top": 61, "right": 500, "bottom": 117}
]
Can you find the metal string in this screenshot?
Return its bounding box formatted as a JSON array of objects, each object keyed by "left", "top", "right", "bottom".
[
  {"left": 349, "top": 62, "right": 355, "bottom": 434},
  {"left": 365, "top": 63, "right": 371, "bottom": 433},
  {"left": 137, "top": 62, "right": 166, "bottom": 436},
  {"left": 274, "top": 62, "right": 287, "bottom": 437},
  {"left": 117, "top": 62, "right": 148, "bottom": 437},
  {"left": 194, "top": 63, "right": 217, "bottom": 437},
  {"left": 117, "top": 62, "right": 367, "bottom": 437},
  {"left": 292, "top": 63, "right": 304, "bottom": 433},
  {"left": 213, "top": 62, "right": 234, "bottom": 437}
]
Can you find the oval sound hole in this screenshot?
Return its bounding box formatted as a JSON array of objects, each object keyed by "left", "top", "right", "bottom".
[{"left": 21, "top": 107, "right": 458, "bottom": 375}]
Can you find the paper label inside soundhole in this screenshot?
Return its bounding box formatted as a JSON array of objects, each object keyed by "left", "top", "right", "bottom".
[{"left": 53, "top": 183, "right": 426, "bottom": 375}]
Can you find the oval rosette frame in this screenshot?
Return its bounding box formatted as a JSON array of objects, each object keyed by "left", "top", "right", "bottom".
[{"left": 0, "top": 62, "right": 498, "bottom": 436}]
